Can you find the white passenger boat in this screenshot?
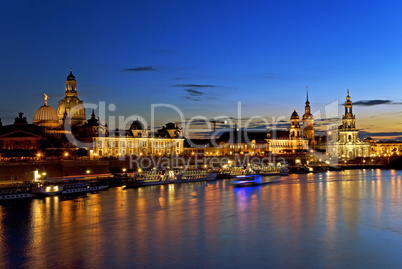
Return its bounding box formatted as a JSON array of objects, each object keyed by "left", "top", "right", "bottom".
[
  {"left": 175, "top": 169, "right": 218, "bottom": 182},
  {"left": 61, "top": 181, "right": 108, "bottom": 194},
  {"left": 123, "top": 169, "right": 218, "bottom": 188},
  {"left": 31, "top": 183, "right": 62, "bottom": 196},
  {"left": 218, "top": 167, "right": 246, "bottom": 178},
  {"left": 248, "top": 164, "right": 289, "bottom": 176},
  {"left": 31, "top": 180, "right": 108, "bottom": 196}
]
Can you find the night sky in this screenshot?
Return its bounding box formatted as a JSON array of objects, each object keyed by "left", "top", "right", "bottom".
[{"left": 1, "top": 1, "right": 402, "bottom": 138}]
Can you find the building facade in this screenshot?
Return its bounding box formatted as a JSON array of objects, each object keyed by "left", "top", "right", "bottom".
[
  {"left": 328, "top": 90, "right": 370, "bottom": 160},
  {"left": 302, "top": 87, "right": 315, "bottom": 147},
  {"left": 0, "top": 113, "right": 45, "bottom": 160},
  {"left": 365, "top": 138, "right": 402, "bottom": 157},
  {"left": 57, "top": 69, "right": 86, "bottom": 127},
  {"left": 268, "top": 109, "right": 309, "bottom": 154},
  {"left": 93, "top": 122, "right": 184, "bottom": 157},
  {"left": 268, "top": 138, "right": 309, "bottom": 154}
]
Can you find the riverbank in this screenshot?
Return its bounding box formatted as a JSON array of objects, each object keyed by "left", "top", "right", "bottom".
[{"left": 1, "top": 155, "right": 400, "bottom": 182}]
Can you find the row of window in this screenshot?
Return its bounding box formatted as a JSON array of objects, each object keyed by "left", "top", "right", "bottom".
[
  {"left": 99, "top": 148, "right": 181, "bottom": 156},
  {"left": 96, "top": 140, "right": 181, "bottom": 149},
  {"left": 0, "top": 141, "right": 39, "bottom": 150},
  {"left": 229, "top": 144, "right": 255, "bottom": 149}
]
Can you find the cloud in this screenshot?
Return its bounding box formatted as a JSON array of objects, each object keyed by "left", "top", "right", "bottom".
[
  {"left": 353, "top": 100, "right": 392, "bottom": 106},
  {"left": 315, "top": 117, "right": 341, "bottom": 123},
  {"left": 123, "top": 66, "right": 155, "bottom": 72},
  {"left": 173, "top": 84, "right": 216, "bottom": 88},
  {"left": 358, "top": 131, "right": 402, "bottom": 140},
  {"left": 185, "top": 96, "right": 202, "bottom": 101},
  {"left": 184, "top": 89, "right": 206, "bottom": 101},
  {"left": 185, "top": 119, "right": 209, "bottom": 126},
  {"left": 359, "top": 131, "right": 402, "bottom": 136},
  {"left": 185, "top": 89, "right": 204, "bottom": 97},
  {"left": 190, "top": 131, "right": 215, "bottom": 138},
  {"left": 173, "top": 83, "right": 218, "bottom": 101}
]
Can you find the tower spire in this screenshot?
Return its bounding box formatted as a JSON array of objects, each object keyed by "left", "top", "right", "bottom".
[{"left": 306, "top": 86, "right": 309, "bottom": 102}]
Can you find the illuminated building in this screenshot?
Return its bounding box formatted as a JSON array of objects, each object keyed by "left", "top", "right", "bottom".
[
  {"left": 32, "top": 93, "right": 68, "bottom": 138},
  {"left": 76, "top": 110, "right": 107, "bottom": 144},
  {"left": 328, "top": 90, "right": 370, "bottom": 160},
  {"left": 199, "top": 109, "right": 309, "bottom": 156},
  {"left": 93, "top": 122, "right": 184, "bottom": 157},
  {"left": 57, "top": 69, "right": 86, "bottom": 127},
  {"left": 302, "top": 87, "right": 315, "bottom": 147},
  {"left": 268, "top": 110, "right": 309, "bottom": 154},
  {"left": 33, "top": 94, "right": 59, "bottom": 129},
  {"left": 364, "top": 138, "right": 402, "bottom": 157},
  {"left": 289, "top": 109, "right": 301, "bottom": 139},
  {"left": 0, "top": 113, "right": 44, "bottom": 159}
]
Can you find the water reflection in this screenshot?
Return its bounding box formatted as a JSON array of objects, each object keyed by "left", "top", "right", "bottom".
[{"left": 1, "top": 170, "right": 402, "bottom": 268}]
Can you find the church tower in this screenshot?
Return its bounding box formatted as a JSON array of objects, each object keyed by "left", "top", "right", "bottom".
[
  {"left": 302, "top": 87, "right": 315, "bottom": 146},
  {"left": 333, "top": 89, "right": 370, "bottom": 160},
  {"left": 57, "top": 69, "right": 86, "bottom": 127},
  {"left": 65, "top": 69, "right": 77, "bottom": 93},
  {"left": 289, "top": 109, "right": 301, "bottom": 139},
  {"left": 339, "top": 89, "right": 358, "bottom": 143}
]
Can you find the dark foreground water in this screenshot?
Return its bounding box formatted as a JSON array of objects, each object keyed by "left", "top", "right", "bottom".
[{"left": 1, "top": 169, "right": 402, "bottom": 268}]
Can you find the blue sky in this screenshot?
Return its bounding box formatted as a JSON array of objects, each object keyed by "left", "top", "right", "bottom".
[{"left": 1, "top": 1, "right": 402, "bottom": 138}]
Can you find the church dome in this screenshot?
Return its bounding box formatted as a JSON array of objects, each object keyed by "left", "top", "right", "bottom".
[
  {"left": 67, "top": 69, "right": 76, "bottom": 81},
  {"left": 33, "top": 104, "right": 59, "bottom": 128},
  {"left": 130, "top": 120, "right": 144, "bottom": 130},
  {"left": 291, "top": 110, "right": 299, "bottom": 119},
  {"left": 57, "top": 69, "right": 86, "bottom": 127}
]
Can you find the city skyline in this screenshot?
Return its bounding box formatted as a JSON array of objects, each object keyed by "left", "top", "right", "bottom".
[{"left": 1, "top": 1, "right": 402, "bottom": 139}]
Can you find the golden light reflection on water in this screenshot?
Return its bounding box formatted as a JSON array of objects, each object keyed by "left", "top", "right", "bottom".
[{"left": 1, "top": 170, "right": 402, "bottom": 268}]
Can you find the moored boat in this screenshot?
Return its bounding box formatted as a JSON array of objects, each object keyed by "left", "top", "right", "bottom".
[
  {"left": 175, "top": 169, "right": 217, "bottom": 182},
  {"left": 31, "top": 180, "right": 109, "bottom": 196},
  {"left": 31, "top": 182, "right": 62, "bottom": 196},
  {"left": 61, "top": 180, "right": 108, "bottom": 194},
  {"left": 123, "top": 170, "right": 167, "bottom": 187},
  {"left": 218, "top": 167, "right": 245, "bottom": 178},
  {"left": 123, "top": 169, "right": 218, "bottom": 188},
  {"left": 249, "top": 163, "right": 289, "bottom": 176},
  {"left": 0, "top": 183, "right": 35, "bottom": 200}
]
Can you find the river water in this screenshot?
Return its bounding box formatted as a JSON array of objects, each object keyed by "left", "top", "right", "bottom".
[{"left": 1, "top": 169, "right": 402, "bottom": 268}]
